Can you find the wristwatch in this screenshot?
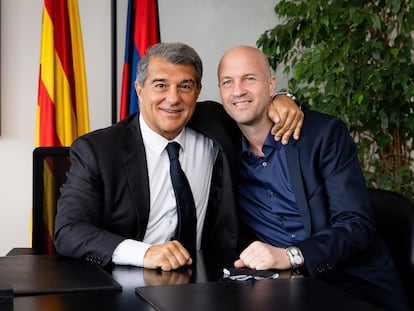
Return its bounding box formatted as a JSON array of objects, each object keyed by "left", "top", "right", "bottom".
[
  {"left": 273, "top": 91, "right": 297, "bottom": 102},
  {"left": 286, "top": 246, "right": 304, "bottom": 269}
]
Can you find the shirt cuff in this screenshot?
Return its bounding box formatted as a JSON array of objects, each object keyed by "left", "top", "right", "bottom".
[{"left": 112, "top": 239, "right": 152, "bottom": 267}]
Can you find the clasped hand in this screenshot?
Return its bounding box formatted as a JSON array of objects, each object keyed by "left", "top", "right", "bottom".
[
  {"left": 234, "top": 241, "right": 292, "bottom": 271},
  {"left": 143, "top": 240, "right": 192, "bottom": 271}
]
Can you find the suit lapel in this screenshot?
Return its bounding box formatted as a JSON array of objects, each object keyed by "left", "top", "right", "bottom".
[
  {"left": 122, "top": 115, "right": 150, "bottom": 240},
  {"left": 285, "top": 143, "right": 312, "bottom": 235}
]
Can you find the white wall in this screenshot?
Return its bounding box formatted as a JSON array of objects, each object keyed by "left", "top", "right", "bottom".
[{"left": 0, "top": 0, "right": 284, "bottom": 255}]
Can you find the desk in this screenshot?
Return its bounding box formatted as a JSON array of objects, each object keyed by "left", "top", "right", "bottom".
[{"left": 7, "top": 249, "right": 381, "bottom": 311}]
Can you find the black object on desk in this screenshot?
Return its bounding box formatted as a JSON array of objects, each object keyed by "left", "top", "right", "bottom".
[
  {"left": 0, "top": 282, "right": 13, "bottom": 311},
  {"left": 0, "top": 255, "right": 121, "bottom": 296},
  {"left": 136, "top": 278, "right": 382, "bottom": 311}
]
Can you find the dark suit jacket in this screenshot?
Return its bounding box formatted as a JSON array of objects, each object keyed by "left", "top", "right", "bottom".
[
  {"left": 246, "top": 108, "right": 404, "bottom": 300},
  {"left": 54, "top": 101, "right": 240, "bottom": 266}
]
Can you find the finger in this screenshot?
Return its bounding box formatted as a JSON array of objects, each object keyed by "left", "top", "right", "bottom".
[
  {"left": 238, "top": 250, "right": 259, "bottom": 269},
  {"left": 170, "top": 241, "right": 193, "bottom": 266},
  {"left": 239, "top": 245, "right": 254, "bottom": 260},
  {"left": 163, "top": 242, "right": 192, "bottom": 270},
  {"left": 272, "top": 118, "right": 293, "bottom": 142},
  {"left": 155, "top": 250, "right": 178, "bottom": 271},
  {"left": 271, "top": 124, "right": 282, "bottom": 141},
  {"left": 280, "top": 111, "right": 303, "bottom": 144},
  {"left": 272, "top": 124, "right": 285, "bottom": 141},
  {"left": 287, "top": 109, "right": 304, "bottom": 140},
  {"left": 268, "top": 110, "right": 281, "bottom": 125},
  {"left": 293, "top": 116, "right": 304, "bottom": 140},
  {"left": 144, "top": 242, "right": 191, "bottom": 271},
  {"left": 281, "top": 129, "right": 295, "bottom": 145},
  {"left": 277, "top": 110, "right": 304, "bottom": 144},
  {"left": 159, "top": 253, "right": 183, "bottom": 271},
  {"left": 255, "top": 257, "right": 273, "bottom": 271},
  {"left": 271, "top": 110, "right": 288, "bottom": 135},
  {"left": 242, "top": 251, "right": 265, "bottom": 270},
  {"left": 240, "top": 242, "right": 272, "bottom": 269},
  {"left": 234, "top": 259, "right": 246, "bottom": 268}
]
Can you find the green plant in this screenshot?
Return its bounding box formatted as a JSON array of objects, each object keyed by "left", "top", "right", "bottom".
[{"left": 258, "top": 0, "right": 414, "bottom": 198}]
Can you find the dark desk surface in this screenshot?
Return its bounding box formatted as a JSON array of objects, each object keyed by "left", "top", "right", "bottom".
[
  {"left": 0, "top": 255, "right": 121, "bottom": 295},
  {"left": 7, "top": 249, "right": 381, "bottom": 311},
  {"left": 136, "top": 278, "right": 382, "bottom": 311}
]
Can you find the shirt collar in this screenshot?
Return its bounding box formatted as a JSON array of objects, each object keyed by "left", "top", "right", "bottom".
[
  {"left": 241, "top": 127, "right": 281, "bottom": 156},
  {"left": 139, "top": 114, "right": 187, "bottom": 155}
]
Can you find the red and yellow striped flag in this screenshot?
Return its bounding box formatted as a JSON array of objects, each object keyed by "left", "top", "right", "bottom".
[
  {"left": 37, "top": 0, "right": 89, "bottom": 147},
  {"left": 35, "top": 0, "right": 89, "bottom": 253}
]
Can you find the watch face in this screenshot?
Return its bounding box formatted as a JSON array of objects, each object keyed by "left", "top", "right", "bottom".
[
  {"left": 294, "top": 256, "right": 304, "bottom": 265},
  {"left": 288, "top": 247, "right": 304, "bottom": 266},
  {"left": 291, "top": 248, "right": 299, "bottom": 255}
]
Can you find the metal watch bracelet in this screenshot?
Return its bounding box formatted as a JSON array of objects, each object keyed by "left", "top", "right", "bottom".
[{"left": 286, "top": 246, "right": 304, "bottom": 269}]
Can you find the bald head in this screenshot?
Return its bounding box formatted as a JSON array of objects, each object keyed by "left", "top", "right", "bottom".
[{"left": 218, "top": 45, "right": 272, "bottom": 79}]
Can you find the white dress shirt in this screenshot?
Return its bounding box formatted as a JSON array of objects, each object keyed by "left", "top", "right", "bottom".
[{"left": 112, "top": 115, "right": 218, "bottom": 266}]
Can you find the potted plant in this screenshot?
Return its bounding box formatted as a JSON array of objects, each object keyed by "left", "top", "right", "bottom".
[{"left": 258, "top": 0, "right": 414, "bottom": 197}]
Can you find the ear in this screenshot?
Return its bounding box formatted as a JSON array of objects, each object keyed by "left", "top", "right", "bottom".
[
  {"left": 135, "top": 81, "right": 143, "bottom": 102},
  {"left": 269, "top": 75, "right": 276, "bottom": 95},
  {"left": 195, "top": 84, "right": 202, "bottom": 100}
]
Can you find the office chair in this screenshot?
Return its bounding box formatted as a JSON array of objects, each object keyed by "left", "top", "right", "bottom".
[
  {"left": 368, "top": 188, "right": 414, "bottom": 307},
  {"left": 31, "top": 147, "right": 71, "bottom": 254}
]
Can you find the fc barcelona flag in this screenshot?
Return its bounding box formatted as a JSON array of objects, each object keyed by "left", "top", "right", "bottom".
[
  {"left": 35, "top": 0, "right": 89, "bottom": 253},
  {"left": 119, "top": 0, "right": 160, "bottom": 120}
]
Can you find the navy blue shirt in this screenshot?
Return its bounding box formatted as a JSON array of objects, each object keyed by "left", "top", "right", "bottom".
[{"left": 238, "top": 130, "right": 307, "bottom": 248}]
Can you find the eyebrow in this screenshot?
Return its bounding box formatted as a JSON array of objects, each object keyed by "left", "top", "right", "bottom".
[
  {"left": 150, "top": 78, "right": 166, "bottom": 84},
  {"left": 181, "top": 79, "right": 196, "bottom": 85},
  {"left": 150, "top": 78, "right": 196, "bottom": 85},
  {"left": 219, "top": 73, "right": 257, "bottom": 81}
]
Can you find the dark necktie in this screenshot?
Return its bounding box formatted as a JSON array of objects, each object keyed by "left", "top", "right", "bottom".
[{"left": 166, "top": 142, "right": 197, "bottom": 256}]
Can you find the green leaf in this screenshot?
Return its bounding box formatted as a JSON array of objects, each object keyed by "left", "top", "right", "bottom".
[
  {"left": 370, "top": 14, "right": 382, "bottom": 29},
  {"left": 390, "top": 48, "right": 399, "bottom": 59}
]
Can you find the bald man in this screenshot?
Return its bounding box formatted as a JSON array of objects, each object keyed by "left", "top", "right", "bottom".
[{"left": 217, "top": 45, "right": 408, "bottom": 311}]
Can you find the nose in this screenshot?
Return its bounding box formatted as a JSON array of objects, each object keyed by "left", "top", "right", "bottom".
[
  {"left": 165, "top": 86, "right": 180, "bottom": 104},
  {"left": 232, "top": 80, "right": 246, "bottom": 97}
]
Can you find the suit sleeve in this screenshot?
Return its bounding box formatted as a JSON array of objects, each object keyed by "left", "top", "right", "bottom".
[
  {"left": 293, "top": 115, "right": 377, "bottom": 276},
  {"left": 54, "top": 137, "right": 126, "bottom": 266}
]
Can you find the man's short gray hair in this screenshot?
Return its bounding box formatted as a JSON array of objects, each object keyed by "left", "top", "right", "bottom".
[{"left": 135, "top": 42, "right": 203, "bottom": 89}]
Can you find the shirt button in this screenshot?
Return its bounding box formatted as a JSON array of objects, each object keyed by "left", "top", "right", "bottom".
[
  {"left": 262, "top": 162, "right": 267, "bottom": 167},
  {"left": 291, "top": 234, "right": 296, "bottom": 239}
]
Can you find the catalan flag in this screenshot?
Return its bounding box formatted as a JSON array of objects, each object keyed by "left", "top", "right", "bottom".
[
  {"left": 35, "top": 0, "right": 89, "bottom": 253},
  {"left": 119, "top": 0, "right": 160, "bottom": 120},
  {"left": 37, "top": 0, "right": 89, "bottom": 147}
]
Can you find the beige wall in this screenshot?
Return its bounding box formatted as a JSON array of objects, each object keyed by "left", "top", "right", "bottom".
[{"left": 0, "top": 0, "right": 283, "bottom": 255}]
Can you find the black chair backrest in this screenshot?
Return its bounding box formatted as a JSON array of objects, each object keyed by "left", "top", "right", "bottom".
[
  {"left": 32, "top": 147, "right": 71, "bottom": 254},
  {"left": 368, "top": 188, "right": 414, "bottom": 304}
]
